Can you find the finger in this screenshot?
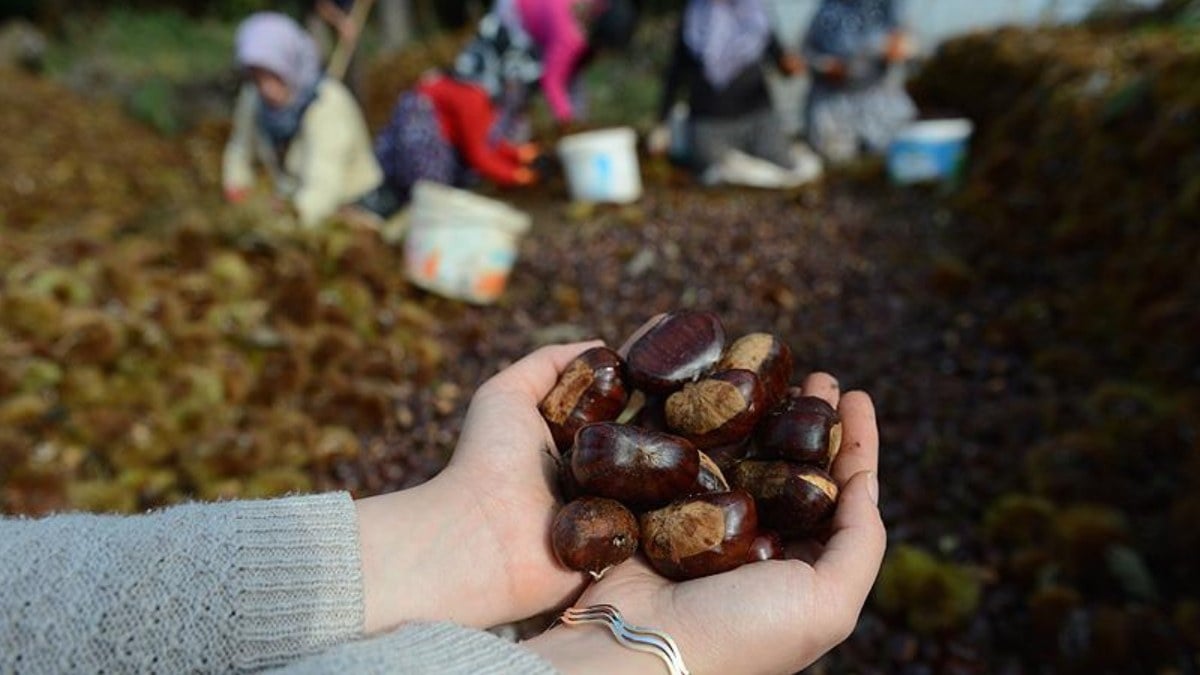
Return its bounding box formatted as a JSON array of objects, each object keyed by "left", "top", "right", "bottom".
[
  {"left": 800, "top": 372, "right": 840, "bottom": 409},
  {"left": 483, "top": 340, "right": 605, "bottom": 402},
  {"left": 813, "top": 470, "right": 886, "bottom": 607},
  {"left": 830, "top": 391, "right": 878, "bottom": 485}
]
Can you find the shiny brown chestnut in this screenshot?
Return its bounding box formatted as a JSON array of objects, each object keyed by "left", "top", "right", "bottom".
[
  {"left": 754, "top": 395, "right": 842, "bottom": 468},
  {"left": 571, "top": 422, "right": 700, "bottom": 511},
  {"left": 730, "top": 460, "right": 839, "bottom": 540},
  {"left": 664, "top": 368, "right": 768, "bottom": 449},
  {"left": 640, "top": 490, "right": 758, "bottom": 581},
  {"left": 539, "top": 347, "right": 630, "bottom": 451},
  {"left": 622, "top": 311, "right": 726, "bottom": 394},
  {"left": 746, "top": 530, "right": 785, "bottom": 562},
  {"left": 557, "top": 447, "right": 582, "bottom": 502},
  {"left": 717, "top": 333, "right": 794, "bottom": 406},
  {"left": 551, "top": 497, "right": 640, "bottom": 576}
]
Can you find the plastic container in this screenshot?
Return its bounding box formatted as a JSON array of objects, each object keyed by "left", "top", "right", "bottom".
[
  {"left": 887, "top": 118, "right": 974, "bottom": 184},
  {"left": 403, "top": 181, "right": 531, "bottom": 304},
  {"left": 556, "top": 126, "right": 643, "bottom": 203}
]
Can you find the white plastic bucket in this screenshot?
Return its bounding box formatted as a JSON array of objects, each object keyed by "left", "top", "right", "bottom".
[
  {"left": 887, "top": 118, "right": 974, "bottom": 184},
  {"left": 403, "top": 181, "right": 531, "bottom": 304},
  {"left": 556, "top": 126, "right": 643, "bottom": 203}
]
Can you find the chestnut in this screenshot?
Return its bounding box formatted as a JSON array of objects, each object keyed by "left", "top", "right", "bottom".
[
  {"left": 539, "top": 346, "right": 630, "bottom": 451},
  {"left": 693, "top": 450, "right": 730, "bottom": 494},
  {"left": 623, "top": 311, "right": 726, "bottom": 394},
  {"left": 571, "top": 422, "right": 700, "bottom": 511},
  {"left": 704, "top": 439, "right": 752, "bottom": 474},
  {"left": 640, "top": 490, "right": 758, "bottom": 581},
  {"left": 746, "top": 530, "right": 785, "bottom": 562},
  {"left": 730, "top": 460, "right": 838, "bottom": 540},
  {"left": 551, "top": 497, "right": 640, "bottom": 577},
  {"left": 754, "top": 395, "right": 842, "bottom": 468},
  {"left": 664, "top": 368, "right": 768, "bottom": 449},
  {"left": 557, "top": 447, "right": 582, "bottom": 502},
  {"left": 717, "top": 333, "right": 794, "bottom": 406}
]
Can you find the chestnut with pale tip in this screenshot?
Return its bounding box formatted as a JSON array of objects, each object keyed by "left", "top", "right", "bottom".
[
  {"left": 754, "top": 394, "right": 842, "bottom": 468},
  {"left": 717, "top": 332, "right": 794, "bottom": 406},
  {"left": 665, "top": 368, "right": 768, "bottom": 449},
  {"left": 551, "top": 496, "right": 640, "bottom": 577},
  {"left": 539, "top": 346, "right": 630, "bottom": 451},
  {"left": 623, "top": 311, "right": 726, "bottom": 394},
  {"left": 640, "top": 489, "right": 759, "bottom": 581},
  {"left": 571, "top": 422, "right": 701, "bottom": 511},
  {"left": 731, "top": 460, "right": 839, "bottom": 540}
]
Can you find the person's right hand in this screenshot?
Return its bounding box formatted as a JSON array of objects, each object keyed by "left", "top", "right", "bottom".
[
  {"left": 223, "top": 185, "right": 250, "bottom": 203},
  {"left": 646, "top": 124, "right": 671, "bottom": 156},
  {"left": 525, "top": 374, "right": 886, "bottom": 675},
  {"left": 813, "top": 55, "right": 848, "bottom": 83},
  {"left": 514, "top": 166, "right": 539, "bottom": 187}
]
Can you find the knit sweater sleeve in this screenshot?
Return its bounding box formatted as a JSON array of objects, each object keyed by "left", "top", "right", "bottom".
[
  {"left": 0, "top": 492, "right": 363, "bottom": 674},
  {"left": 263, "top": 622, "right": 560, "bottom": 674}
]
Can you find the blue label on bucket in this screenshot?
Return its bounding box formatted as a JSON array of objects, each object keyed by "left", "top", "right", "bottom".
[{"left": 592, "top": 154, "right": 613, "bottom": 196}]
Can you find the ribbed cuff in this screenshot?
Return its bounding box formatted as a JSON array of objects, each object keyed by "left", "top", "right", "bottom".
[
  {"left": 262, "top": 621, "right": 560, "bottom": 674},
  {"left": 228, "top": 492, "right": 364, "bottom": 671}
]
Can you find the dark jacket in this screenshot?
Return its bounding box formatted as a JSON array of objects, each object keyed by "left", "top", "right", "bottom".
[{"left": 658, "top": 18, "right": 782, "bottom": 121}]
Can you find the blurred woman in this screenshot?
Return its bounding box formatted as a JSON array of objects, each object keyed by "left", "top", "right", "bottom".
[
  {"left": 458, "top": 0, "right": 643, "bottom": 128},
  {"left": 372, "top": 69, "right": 541, "bottom": 204},
  {"left": 802, "top": 0, "right": 916, "bottom": 162},
  {"left": 221, "top": 12, "right": 385, "bottom": 227},
  {"left": 653, "top": 0, "right": 819, "bottom": 187}
]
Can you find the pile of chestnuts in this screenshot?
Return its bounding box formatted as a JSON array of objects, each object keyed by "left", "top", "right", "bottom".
[{"left": 539, "top": 311, "right": 842, "bottom": 581}]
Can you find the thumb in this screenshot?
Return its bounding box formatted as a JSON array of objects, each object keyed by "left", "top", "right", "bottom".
[{"left": 814, "top": 470, "right": 886, "bottom": 605}]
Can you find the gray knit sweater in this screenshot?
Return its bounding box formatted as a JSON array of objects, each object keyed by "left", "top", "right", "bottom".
[{"left": 0, "top": 492, "right": 559, "bottom": 674}]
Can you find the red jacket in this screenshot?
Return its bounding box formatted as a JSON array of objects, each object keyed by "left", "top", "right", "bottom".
[{"left": 417, "top": 75, "right": 525, "bottom": 186}]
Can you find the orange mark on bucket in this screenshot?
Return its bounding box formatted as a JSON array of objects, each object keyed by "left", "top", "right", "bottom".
[
  {"left": 421, "top": 252, "right": 440, "bottom": 279},
  {"left": 475, "top": 272, "right": 508, "bottom": 298}
]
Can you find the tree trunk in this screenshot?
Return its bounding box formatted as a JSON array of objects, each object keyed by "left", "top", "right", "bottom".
[{"left": 377, "top": 0, "right": 415, "bottom": 53}]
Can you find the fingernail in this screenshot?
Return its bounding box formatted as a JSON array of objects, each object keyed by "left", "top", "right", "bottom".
[{"left": 866, "top": 471, "right": 879, "bottom": 505}]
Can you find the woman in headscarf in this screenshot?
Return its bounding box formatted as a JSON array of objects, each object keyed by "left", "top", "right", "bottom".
[
  {"left": 654, "top": 0, "right": 818, "bottom": 187},
  {"left": 802, "top": 0, "right": 916, "bottom": 162},
  {"left": 222, "top": 12, "right": 386, "bottom": 227}
]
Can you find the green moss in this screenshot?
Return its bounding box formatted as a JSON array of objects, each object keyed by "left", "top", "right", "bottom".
[{"left": 875, "top": 544, "right": 982, "bottom": 635}]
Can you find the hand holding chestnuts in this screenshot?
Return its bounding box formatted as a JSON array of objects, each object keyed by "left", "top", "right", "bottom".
[{"left": 540, "top": 312, "right": 843, "bottom": 581}]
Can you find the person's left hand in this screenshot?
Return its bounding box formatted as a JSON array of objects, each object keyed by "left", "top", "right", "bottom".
[
  {"left": 355, "top": 342, "right": 603, "bottom": 634},
  {"left": 885, "top": 30, "right": 914, "bottom": 63}
]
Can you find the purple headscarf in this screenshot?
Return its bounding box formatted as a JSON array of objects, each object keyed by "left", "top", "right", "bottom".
[
  {"left": 235, "top": 12, "right": 322, "bottom": 94},
  {"left": 683, "top": 0, "right": 772, "bottom": 89},
  {"left": 235, "top": 12, "right": 323, "bottom": 147}
]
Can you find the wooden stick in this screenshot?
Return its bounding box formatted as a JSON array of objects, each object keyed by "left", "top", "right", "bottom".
[{"left": 326, "top": 0, "right": 377, "bottom": 81}]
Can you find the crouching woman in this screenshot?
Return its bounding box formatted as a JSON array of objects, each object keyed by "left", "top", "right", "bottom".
[{"left": 222, "top": 12, "right": 388, "bottom": 228}]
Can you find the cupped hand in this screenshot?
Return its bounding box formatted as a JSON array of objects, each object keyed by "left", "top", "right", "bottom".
[
  {"left": 527, "top": 373, "right": 886, "bottom": 675},
  {"left": 356, "top": 341, "right": 601, "bottom": 634}
]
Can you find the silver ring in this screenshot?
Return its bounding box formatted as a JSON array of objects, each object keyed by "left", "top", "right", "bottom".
[{"left": 555, "top": 604, "right": 690, "bottom": 675}]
